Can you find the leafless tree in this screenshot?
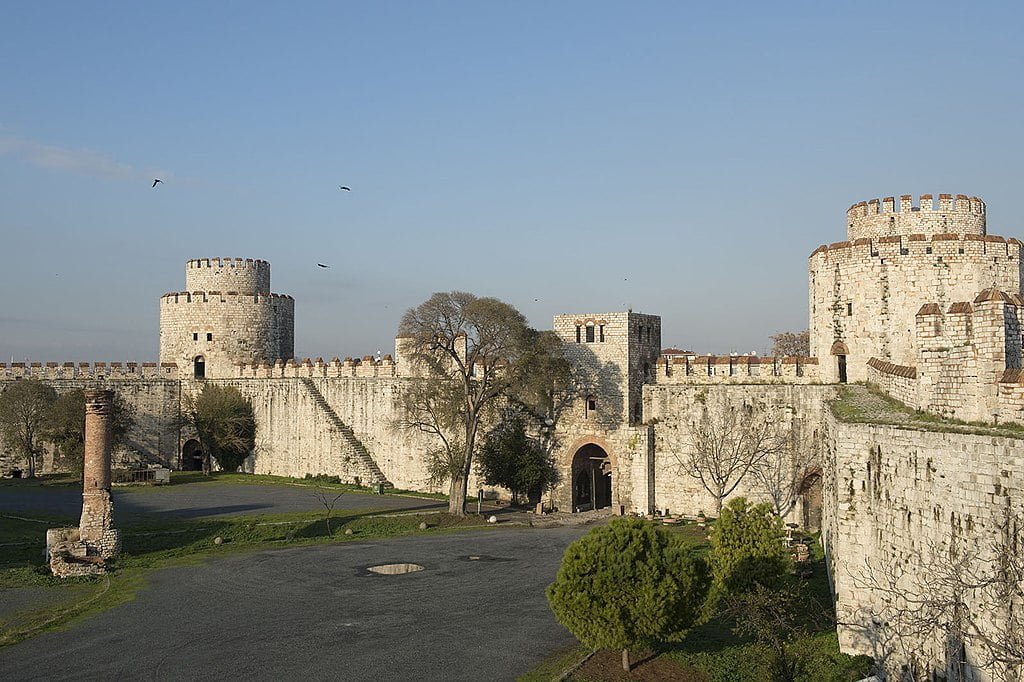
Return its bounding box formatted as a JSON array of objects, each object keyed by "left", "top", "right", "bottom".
[
  {"left": 312, "top": 487, "right": 345, "bottom": 535},
  {"left": 751, "top": 420, "right": 816, "bottom": 518},
  {"left": 770, "top": 329, "right": 810, "bottom": 357},
  {"left": 676, "top": 398, "right": 788, "bottom": 516},
  {"left": 847, "top": 510, "right": 1023, "bottom": 682}
]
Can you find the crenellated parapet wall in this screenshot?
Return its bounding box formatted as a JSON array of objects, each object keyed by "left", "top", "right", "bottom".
[
  {"left": 654, "top": 354, "right": 819, "bottom": 384},
  {"left": 185, "top": 257, "right": 270, "bottom": 294},
  {"left": 865, "top": 358, "right": 918, "bottom": 407},
  {"left": 0, "top": 362, "right": 178, "bottom": 380},
  {"left": 233, "top": 355, "right": 400, "bottom": 378},
  {"left": 846, "top": 193, "right": 985, "bottom": 241}
]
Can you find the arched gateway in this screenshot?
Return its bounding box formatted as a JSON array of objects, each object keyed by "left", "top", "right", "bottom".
[{"left": 571, "top": 443, "right": 613, "bottom": 512}]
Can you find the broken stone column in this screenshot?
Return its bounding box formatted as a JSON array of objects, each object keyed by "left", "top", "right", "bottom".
[
  {"left": 46, "top": 389, "right": 121, "bottom": 576},
  {"left": 79, "top": 390, "right": 120, "bottom": 557}
]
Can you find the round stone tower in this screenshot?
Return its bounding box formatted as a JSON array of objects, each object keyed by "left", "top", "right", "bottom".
[
  {"left": 159, "top": 258, "right": 295, "bottom": 378},
  {"left": 809, "top": 194, "right": 1021, "bottom": 383}
]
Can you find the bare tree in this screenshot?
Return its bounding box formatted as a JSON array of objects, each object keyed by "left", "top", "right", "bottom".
[
  {"left": 398, "top": 292, "right": 539, "bottom": 516},
  {"left": 751, "top": 421, "right": 816, "bottom": 517},
  {"left": 676, "top": 399, "right": 787, "bottom": 516},
  {"left": 770, "top": 330, "right": 810, "bottom": 357},
  {"left": 312, "top": 487, "right": 345, "bottom": 535},
  {"left": 848, "top": 512, "right": 1024, "bottom": 682}
]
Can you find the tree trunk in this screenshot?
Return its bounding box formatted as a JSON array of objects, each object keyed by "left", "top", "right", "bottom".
[
  {"left": 621, "top": 647, "right": 630, "bottom": 672},
  {"left": 449, "top": 473, "right": 467, "bottom": 516},
  {"left": 714, "top": 494, "right": 723, "bottom": 516}
]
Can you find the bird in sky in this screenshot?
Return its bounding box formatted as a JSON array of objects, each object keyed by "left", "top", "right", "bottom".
[
  {"left": 152, "top": 179, "right": 162, "bottom": 188},
  {"left": 338, "top": 185, "right": 351, "bottom": 191},
  {"left": 317, "top": 263, "right": 330, "bottom": 269}
]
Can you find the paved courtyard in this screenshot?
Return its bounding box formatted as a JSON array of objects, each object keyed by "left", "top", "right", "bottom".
[
  {"left": 0, "top": 526, "right": 587, "bottom": 681},
  {"left": 0, "top": 482, "right": 446, "bottom": 521},
  {"left": 1, "top": 481, "right": 590, "bottom": 680}
]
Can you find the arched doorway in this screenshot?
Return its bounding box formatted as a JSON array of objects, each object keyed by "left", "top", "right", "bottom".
[
  {"left": 830, "top": 342, "right": 849, "bottom": 384},
  {"left": 181, "top": 439, "right": 204, "bottom": 471},
  {"left": 571, "top": 444, "right": 612, "bottom": 512},
  {"left": 193, "top": 355, "right": 206, "bottom": 379},
  {"left": 798, "top": 470, "right": 823, "bottom": 531}
]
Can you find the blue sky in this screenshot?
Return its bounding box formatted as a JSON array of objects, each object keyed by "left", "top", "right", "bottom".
[{"left": 2, "top": 2, "right": 1023, "bottom": 361}]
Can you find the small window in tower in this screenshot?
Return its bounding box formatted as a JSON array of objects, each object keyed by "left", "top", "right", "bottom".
[
  {"left": 575, "top": 326, "right": 581, "bottom": 344},
  {"left": 900, "top": 248, "right": 908, "bottom": 256},
  {"left": 847, "top": 303, "right": 853, "bottom": 316},
  {"left": 586, "top": 325, "right": 595, "bottom": 343},
  {"left": 585, "top": 396, "right": 596, "bottom": 419},
  {"left": 206, "top": 333, "right": 213, "bottom": 341},
  {"left": 192, "top": 333, "right": 198, "bottom": 341},
  {"left": 599, "top": 324, "right": 605, "bottom": 342},
  {"left": 926, "top": 247, "right": 933, "bottom": 254},
  {"left": 958, "top": 248, "right": 964, "bottom": 255}
]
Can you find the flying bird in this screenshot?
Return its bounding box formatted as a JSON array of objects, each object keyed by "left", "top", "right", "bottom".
[
  {"left": 317, "top": 263, "right": 330, "bottom": 269},
  {"left": 152, "top": 179, "right": 163, "bottom": 188},
  {"left": 338, "top": 185, "right": 351, "bottom": 191}
]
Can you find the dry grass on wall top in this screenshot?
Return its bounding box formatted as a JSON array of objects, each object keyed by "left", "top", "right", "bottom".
[{"left": 830, "top": 384, "right": 1024, "bottom": 438}]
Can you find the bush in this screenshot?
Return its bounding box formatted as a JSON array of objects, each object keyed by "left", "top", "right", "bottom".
[
  {"left": 547, "top": 517, "right": 709, "bottom": 671},
  {"left": 708, "top": 497, "right": 791, "bottom": 596}
]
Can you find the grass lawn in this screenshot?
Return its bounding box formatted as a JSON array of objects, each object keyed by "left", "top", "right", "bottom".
[
  {"left": 520, "top": 519, "right": 873, "bottom": 682},
  {"left": 0, "top": 484, "right": 487, "bottom": 648}
]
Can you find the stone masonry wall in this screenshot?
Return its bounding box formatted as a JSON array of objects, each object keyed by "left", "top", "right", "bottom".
[
  {"left": 160, "top": 291, "right": 295, "bottom": 379},
  {"left": 643, "top": 384, "right": 832, "bottom": 521},
  {"left": 846, "top": 194, "right": 986, "bottom": 241},
  {"left": 655, "top": 355, "right": 819, "bottom": 383},
  {"left": 824, "top": 414, "right": 1024, "bottom": 681},
  {"left": 0, "top": 364, "right": 181, "bottom": 473},
  {"left": 809, "top": 232, "right": 1021, "bottom": 383}
]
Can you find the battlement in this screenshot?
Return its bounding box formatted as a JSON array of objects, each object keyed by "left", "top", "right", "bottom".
[
  {"left": 808, "top": 232, "right": 1018, "bottom": 262},
  {"left": 233, "top": 356, "right": 401, "bottom": 379},
  {"left": 160, "top": 291, "right": 294, "bottom": 305},
  {"left": 0, "top": 362, "right": 178, "bottom": 381},
  {"left": 846, "top": 193, "right": 986, "bottom": 241},
  {"left": 185, "top": 257, "right": 271, "bottom": 294},
  {"left": 654, "top": 354, "right": 819, "bottom": 384}
]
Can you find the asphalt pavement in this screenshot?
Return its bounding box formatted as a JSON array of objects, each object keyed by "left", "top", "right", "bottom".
[
  {"left": 0, "top": 527, "right": 588, "bottom": 681},
  {"left": 0, "top": 483, "right": 445, "bottom": 522}
]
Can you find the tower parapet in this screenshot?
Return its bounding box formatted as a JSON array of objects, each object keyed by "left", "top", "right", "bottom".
[
  {"left": 185, "top": 258, "right": 270, "bottom": 295},
  {"left": 846, "top": 193, "right": 985, "bottom": 241}
]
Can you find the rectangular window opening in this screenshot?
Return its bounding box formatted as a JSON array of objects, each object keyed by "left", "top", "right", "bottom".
[
  {"left": 847, "top": 302, "right": 853, "bottom": 316},
  {"left": 599, "top": 325, "right": 605, "bottom": 342},
  {"left": 206, "top": 333, "right": 213, "bottom": 341},
  {"left": 575, "top": 326, "right": 581, "bottom": 344},
  {"left": 585, "top": 325, "right": 595, "bottom": 343},
  {"left": 192, "top": 333, "right": 198, "bottom": 341}
]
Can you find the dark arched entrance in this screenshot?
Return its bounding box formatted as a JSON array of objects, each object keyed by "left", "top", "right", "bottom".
[
  {"left": 571, "top": 444, "right": 612, "bottom": 512},
  {"left": 182, "top": 439, "right": 204, "bottom": 471},
  {"left": 193, "top": 355, "right": 206, "bottom": 379},
  {"left": 830, "top": 342, "right": 849, "bottom": 384},
  {"left": 799, "top": 470, "right": 823, "bottom": 531}
]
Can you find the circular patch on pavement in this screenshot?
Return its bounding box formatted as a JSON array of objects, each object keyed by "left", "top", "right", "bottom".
[{"left": 366, "top": 563, "right": 425, "bottom": 575}]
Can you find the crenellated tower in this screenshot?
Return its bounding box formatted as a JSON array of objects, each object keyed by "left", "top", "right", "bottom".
[
  {"left": 809, "top": 194, "right": 1023, "bottom": 383},
  {"left": 159, "top": 258, "right": 294, "bottom": 379}
]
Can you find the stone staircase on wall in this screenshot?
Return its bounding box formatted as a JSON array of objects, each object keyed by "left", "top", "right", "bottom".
[{"left": 298, "top": 377, "right": 389, "bottom": 485}]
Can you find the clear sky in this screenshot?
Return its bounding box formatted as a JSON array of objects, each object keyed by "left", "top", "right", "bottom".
[{"left": 2, "top": 1, "right": 1022, "bottom": 362}]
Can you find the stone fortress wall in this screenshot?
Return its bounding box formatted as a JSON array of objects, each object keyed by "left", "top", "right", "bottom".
[
  {"left": 823, "top": 415, "right": 1024, "bottom": 678},
  {"left": 4, "top": 192, "right": 1024, "bottom": 679}
]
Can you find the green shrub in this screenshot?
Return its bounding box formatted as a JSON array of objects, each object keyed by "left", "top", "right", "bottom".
[
  {"left": 547, "top": 517, "right": 709, "bottom": 671},
  {"left": 708, "top": 497, "right": 791, "bottom": 596}
]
